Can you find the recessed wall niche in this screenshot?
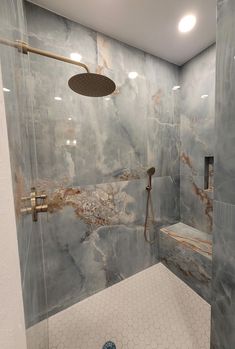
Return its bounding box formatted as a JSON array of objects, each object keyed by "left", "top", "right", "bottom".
[{"left": 204, "top": 156, "right": 214, "bottom": 191}]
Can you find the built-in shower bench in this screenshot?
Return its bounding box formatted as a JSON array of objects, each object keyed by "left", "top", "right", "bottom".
[{"left": 159, "top": 222, "right": 212, "bottom": 303}]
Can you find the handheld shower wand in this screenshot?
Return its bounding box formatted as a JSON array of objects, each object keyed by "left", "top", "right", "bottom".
[
  {"left": 146, "top": 167, "right": 155, "bottom": 190},
  {"left": 144, "top": 167, "right": 157, "bottom": 244}
]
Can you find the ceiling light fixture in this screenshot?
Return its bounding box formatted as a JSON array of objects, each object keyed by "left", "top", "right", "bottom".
[
  {"left": 68, "top": 117, "right": 72, "bottom": 121},
  {"left": 201, "top": 94, "right": 209, "bottom": 99},
  {"left": 128, "top": 71, "right": 138, "bottom": 79},
  {"left": 104, "top": 97, "right": 111, "bottom": 101},
  {"left": 70, "top": 52, "right": 82, "bottom": 62},
  {"left": 54, "top": 96, "right": 62, "bottom": 101},
  {"left": 3, "top": 87, "right": 10, "bottom": 92},
  {"left": 172, "top": 85, "right": 181, "bottom": 91},
  {"left": 178, "top": 15, "right": 197, "bottom": 33}
]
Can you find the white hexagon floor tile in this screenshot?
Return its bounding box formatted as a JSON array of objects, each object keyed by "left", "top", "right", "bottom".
[
  {"left": 26, "top": 319, "right": 49, "bottom": 349},
  {"left": 37, "top": 263, "right": 211, "bottom": 349}
]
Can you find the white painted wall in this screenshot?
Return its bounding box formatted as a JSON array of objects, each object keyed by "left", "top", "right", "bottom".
[{"left": 0, "top": 65, "right": 27, "bottom": 349}]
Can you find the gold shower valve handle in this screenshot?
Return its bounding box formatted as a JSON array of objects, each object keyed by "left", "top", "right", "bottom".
[
  {"left": 36, "top": 204, "right": 48, "bottom": 213},
  {"left": 36, "top": 194, "right": 47, "bottom": 200},
  {"left": 20, "top": 187, "right": 48, "bottom": 222},
  {"left": 21, "top": 196, "right": 31, "bottom": 201},
  {"left": 21, "top": 207, "right": 32, "bottom": 214}
]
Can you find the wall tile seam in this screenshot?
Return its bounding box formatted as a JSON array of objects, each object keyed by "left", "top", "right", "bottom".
[{"left": 213, "top": 199, "right": 235, "bottom": 207}]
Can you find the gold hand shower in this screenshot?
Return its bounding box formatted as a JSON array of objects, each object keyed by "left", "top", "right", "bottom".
[{"left": 144, "top": 167, "right": 157, "bottom": 244}]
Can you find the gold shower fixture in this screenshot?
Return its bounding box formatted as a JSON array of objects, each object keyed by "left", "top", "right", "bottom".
[
  {"left": 0, "top": 37, "right": 116, "bottom": 97},
  {"left": 21, "top": 187, "right": 48, "bottom": 222}
]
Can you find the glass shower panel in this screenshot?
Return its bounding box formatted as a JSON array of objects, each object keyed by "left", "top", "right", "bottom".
[
  {"left": 25, "top": 53, "right": 152, "bottom": 318},
  {"left": 0, "top": 1, "right": 49, "bottom": 348},
  {"left": 25, "top": 47, "right": 179, "bottom": 321}
]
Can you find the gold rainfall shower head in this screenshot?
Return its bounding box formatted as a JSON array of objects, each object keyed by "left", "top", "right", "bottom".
[
  {"left": 69, "top": 73, "right": 116, "bottom": 97},
  {"left": 0, "top": 38, "right": 116, "bottom": 97}
]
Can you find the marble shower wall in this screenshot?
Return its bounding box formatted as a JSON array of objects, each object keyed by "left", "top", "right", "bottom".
[
  {"left": 180, "top": 45, "right": 216, "bottom": 234},
  {"left": 211, "top": 0, "right": 235, "bottom": 347},
  {"left": 24, "top": 1, "right": 180, "bottom": 322},
  {"left": 39, "top": 176, "right": 179, "bottom": 318},
  {"left": 0, "top": 0, "right": 49, "bottom": 346},
  {"left": 25, "top": 2, "right": 180, "bottom": 186}
]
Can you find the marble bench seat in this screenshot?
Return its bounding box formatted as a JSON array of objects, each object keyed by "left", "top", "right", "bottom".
[{"left": 159, "top": 222, "right": 212, "bottom": 303}]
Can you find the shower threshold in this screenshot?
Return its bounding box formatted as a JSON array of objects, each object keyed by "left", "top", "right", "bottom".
[{"left": 27, "top": 263, "right": 211, "bottom": 349}]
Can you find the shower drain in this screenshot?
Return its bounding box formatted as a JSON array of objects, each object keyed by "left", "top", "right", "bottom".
[{"left": 102, "top": 341, "right": 116, "bottom": 349}]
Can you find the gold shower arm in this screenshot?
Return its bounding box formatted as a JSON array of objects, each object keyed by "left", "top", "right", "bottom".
[{"left": 0, "top": 37, "right": 90, "bottom": 73}]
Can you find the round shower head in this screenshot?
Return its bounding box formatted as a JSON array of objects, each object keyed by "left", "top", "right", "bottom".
[
  {"left": 147, "top": 167, "right": 155, "bottom": 176},
  {"left": 68, "top": 73, "right": 116, "bottom": 97}
]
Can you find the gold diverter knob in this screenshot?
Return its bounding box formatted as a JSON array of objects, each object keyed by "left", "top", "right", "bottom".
[{"left": 21, "top": 187, "right": 48, "bottom": 222}]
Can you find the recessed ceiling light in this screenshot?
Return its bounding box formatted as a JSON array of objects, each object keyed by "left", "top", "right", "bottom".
[
  {"left": 128, "top": 71, "right": 138, "bottom": 79},
  {"left": 201, "top": 94, "right": 209, "bottom": 99},
  {"left": 178, "top": 15, "right": 197, "bottom": 33},
  {"left": 3, "top": 87, "right": 10, "bottom": 92},
  {"left": 73, "top": 139, "right": 77, "bottom": 145},
  {"left": 66, "top": 140, "right": 70, "bottom": 145},
  {"left": 68, "top": 117, "right": 72, "bottom": 121},
  {"left": 172, "top": 85, "right": 181, "bottom": 91},
  {"left": 70, "top": 52, "right": 82, "bottom": 62},
  {"left": 104, "top": 97, "right": 111, "bottom": 101},
  {"left": 54, "top": 96, "right": 62, "bottom": 101}
]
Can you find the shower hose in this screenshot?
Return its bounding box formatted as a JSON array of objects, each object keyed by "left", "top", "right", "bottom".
[{"left": 144, "top": 176, "right": 157, "bottom": 244}]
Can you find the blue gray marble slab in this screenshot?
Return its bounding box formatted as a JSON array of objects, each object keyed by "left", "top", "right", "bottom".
[
  {"left": 211, "top": 0, "right": 235, "bottom": 347},
  {"left": 25, "top": 2, "right": 180, "bottom": 187},
  {"left": 160, "top": 222, "right": 212, "bottom": 303},
  {"left": 211, "top": 201, "right": 235, "bottom": 348},
  {"left": 35, "top": 176, "right": 179, "bottom": 321},
  {"left": 18, "top": 2, "right": 181, "bottom": 325},
  {"left": 180, "top": 45, "right": 215, "bottom": 234},
  {"left": 0, "top": 0, "right": 49, "bottom": 338},
  {"left": 2, "top": 0, "right": 218, "bottom": 332}
]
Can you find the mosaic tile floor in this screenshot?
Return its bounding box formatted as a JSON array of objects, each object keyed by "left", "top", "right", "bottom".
[{"left": 47, "top": 263, "right": 210, "bottom": 349}]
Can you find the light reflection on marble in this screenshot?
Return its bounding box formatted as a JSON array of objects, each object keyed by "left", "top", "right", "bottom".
[
  {"left": 25, "top": 2, "right": 180, "bottom": 187},
  {"left": 20, "top": 1, "right": 182, "bottom": 324},
  {"left": 180, "top": 45, "right": 215, "bottom": 234}
]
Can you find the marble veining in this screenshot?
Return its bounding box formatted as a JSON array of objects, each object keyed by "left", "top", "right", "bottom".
[
  {"left": 161, "top": 222, "right": 212, "bottom": 259},
  {"left": 0, "top": 0, "right": 49, "bottom": 346},
  {"left": 25, "top": 2, "right": 180, "bottom": 187},
  {"left": 2, "top": 0, "right": 218, "bottom": 337},
  {"left": 33, "top": 176, "right": 179, "bottom": 322},
  {"left": 211, "top": 0, "right": 235, "bottom": 347},
  {"left": 160, "top": 222, "right": 212, "bottom": 303},
  {"left": 19, "top": 1, "right": 181, "bottom": 325},
  {"left": 180, "top": 45, "right": 215, "bottom": 234},
  {"left": 211, "top": 201, "right": 235, "bottom": 348}
]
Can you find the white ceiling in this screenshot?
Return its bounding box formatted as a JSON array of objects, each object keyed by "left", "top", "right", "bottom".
[{"left": 28, "top": 0, "right": 216, "bottom": 66}]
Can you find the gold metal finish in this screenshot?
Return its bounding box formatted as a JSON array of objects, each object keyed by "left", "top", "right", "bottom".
[
  {"left": 68, "top": 73, "right": 116, "bottom": 97},
  {"left": 0, "top": 38, "right": 90, "bottom": 72},
  {"left": 0, "top": 37, "right": 117, "bottom": 97},
  {"left": 21, "top": 187, "right": 48, "bottom": 222},
  {"left": 144, "top": 167, "right": 157, "bottom": 244}
]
